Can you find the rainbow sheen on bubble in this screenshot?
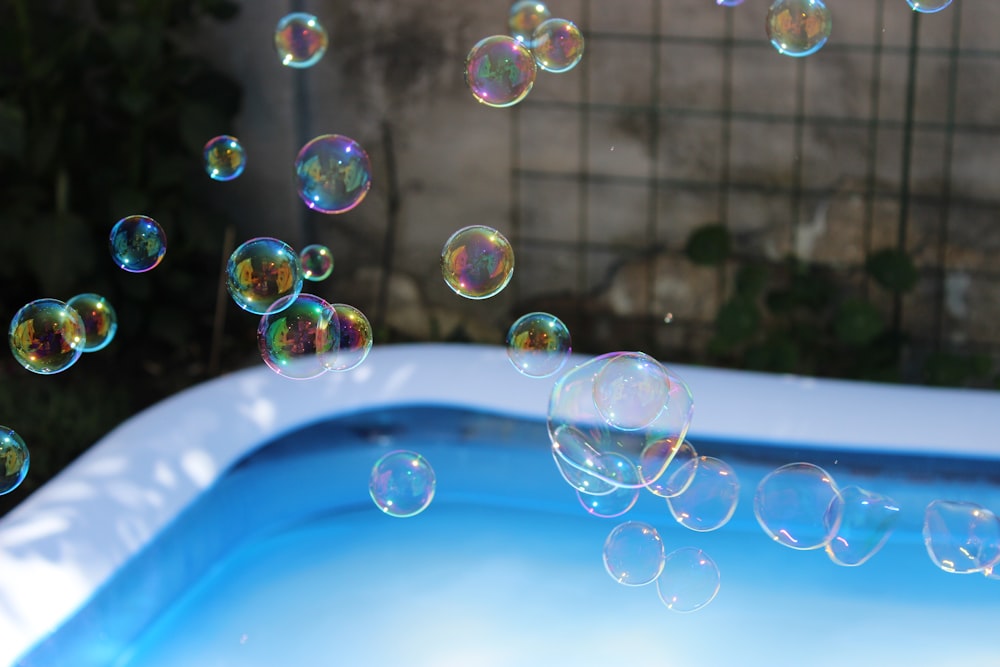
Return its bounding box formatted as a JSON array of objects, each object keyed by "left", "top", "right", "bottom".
[
  {"left": 551, "top": 425, "right": 618, "bottom": 496},
  {"left": 465, "top": 35, "right": 537, "bottom": 107},
  {"left": 66, "top": 293, "right": 118, "bottom": 353},
  {"left": 299, "top": 244, "right": 334, "bottom": 282},
  {"left": 9, "top": 299, "right": 86, "bottom": 374},
  {"left": 275, "top": 12, "right": 328, "bottom": 68},
  {"left": 593, "top": 351, "right": 671, "bottom": 431},
  {"left": 109, "top": 215, "right": 166, "bottom": 273},
  {"left": 441, "top": 225, "right": 515, "bottom": 299},
  {"left": 325, "top": 303, "right": 373, "bottom": 372},
  {"left": 227, "top": 237, "right": 304, "bottom": 315},
  {"left": 257, "top": 293, "right": 339, "bottom": 380},
  {"left": 826, "top": 485, "right": 900, "bottom": 567},
  {"left": 656, "top": 547, "right": 721, "bottom": 613},
  {"left": 508, "top": 0, "right": 551, "bottom": 45},
  {"left": 576, "top": 453, "right": 640, "bottom": 518},
  {"left": 923, "top": 500, "right": 1000, "bottom": 574},
  {"left": 718, "top": 0, "right": 745, "bottom": 5},
  {"left": 531, "top": 18, "right": 584, "bottom": 73},
  {"left": 294, "top": 134, "right": 372, "bottom": 214},
  {"left": 506, "top": 312, "right": 571, "bottom": 378},
  {"left": 0, "top": 426, "right": 29, "bottom": 496},
  {"left": 667, "top": 456, "right": 740, "bottom": 532},
  {"left": 603, "top": 521, "right": 665, "bottom": 586},
  {"left": 203, "top": 135, "right": 246, "bottom": 181},
  {"left": 766, "top": 0, "right": 832, "bottom": 58},
  {"left": 907, "top": 0, "right": 952, "bottom": 12},
  {"left": 369, "top": 450, "right": 436, "bottom": 518},
  {"left": 754, "top": 462, "right": 844, "bottom": 550},
  {"left": 643, "top": 438, "right": 697, "bottom": 498}
]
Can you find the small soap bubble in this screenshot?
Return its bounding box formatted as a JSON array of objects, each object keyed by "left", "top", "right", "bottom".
[
  {"left": 754, "top": 462, "right": 844, "bottom": 550},
  {"left": 826, "top": 485, "right": 900, "bottom": 567},
  {"left": 203, "top": 135, "right": 246, "bottom": 181},
  {"left": 577, "top": 453, "right": 640, "bottom": 518},
  {"left": 531, "top": 18, "right": 585, "bottom": 73},
  {"left": 109, "top": 215, "right": 166, "bottom": 273},
  {"left": 508, "top": 0, "right": 551, "bottom": 45},
  {"left": 66, "top": 293, "right": 118, "bottom": 352},
  {"left": 506, "top": 312, "right": 571, "bottom": 378},
  {"left": 923, "top": 500, "right": 1000, "bottom": 574},
  {"left": 0, "top": 426, "right": 29, "bottom": 496},
  {"left": 299, "top": 244, "right": 334, "bottom": 282},
  {"left": 603, "top": 521, "right": 665, "bottom": 586},
  {"left": 294, "top": 134, "right": 372, "bottom": 214},
  {"left": 324, "top": 303, "right": 373, "bottom": 372},
  {"left": 441, "top": 225, "right": 515, "bottom": 299},
  {"left": 667, "top": 456, "right": 740, "bottom": 532},
  {"left": 274, "top": 12, "right": 328, "bottom": 68},
  {"left": 717, "top": 0, "right": 745, "bottom": 6},
  {"left": 369, "top": 450, "right": 436, "bottom": 518},
  {"left": 592, "top": 351, "right": 671, "bottom": 431},
  {"left": 766, "top": 0, "right": 832, "bottom": 58},
  {"left": 643, "top": 438, "right": 697, "bottom": 498},
  {"left": 907, "top": 0, "right": 952, "bottom": 12},
  {"left": 663, "top": 312, "right": 674, "bottom": 324},
  {"left": 257, "top": 293, "right": 339, "bottom": 380},
  {"left": 551, "top": 425, "right": 617, "bottom": 496},
  {"left": 465, "top": 35, "right": 537, "bottom": 107},
  {"left": 227, "top": 237, "right": 303, "bottom": 315},
  {"left": 656, "top": 547, "right": 721, "bottom": 613},
  {"left": 8, "top": 299, "right": 86, "bottom": 374}
]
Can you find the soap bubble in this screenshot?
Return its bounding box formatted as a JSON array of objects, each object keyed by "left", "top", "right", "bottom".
[
  {"left": 907, "top": 0, "right": 952, "bottom": 12},
  {"left": 593, "top": 351, "right": 671, "bottom": 431},
  {"left": 754, "top": 462, "right": 844, "bottom": 550},
  {"left": 825, "top": 485, "right": 900, "bottom": 567},
  {"left": 576, "top": 453, "right": 640, "bottom": 518},
  {"left": 8, "top": 299, "right": 86, "bottom": 374},
  {"left": 718, "top": 0, "right": 746, "bottom": 5},
  {"left": 109, "top": 215, "right": 166, "bottom": 273},
  {"left": 766, "top": 0, "right": 832, "bottom": 58},
  {"left": 294, "top": 134, "right": 372, "bottom": 214},
  {"left": 923, "top": 500, "right": 1000, "bottom": 574},
  {"left": 299, "top": 244, "right": 334, "bottom": 282},
  {"left": 274, "top": 12, "right": 328, "bottom": 68},
  {"left": 643, "top": 438, "right": 697, "bottom": 498},
  {"left": 227, "top": 237, "right": 304, "bottom": 315},
  {"left": 603, "top": 521, "right": 665, "bottom": 586},
  {"left": 257, "top": 293, "right": 339, "bottom": 380},
  {"left": 656, "top": 547, "right": 721, "bottom": 613},
  {"left": 465, "top": 35, "right": 537, "bottom": 107},
  {"left": 0, "top": 426, "right": 29, "bottom": 496},
  {"left": 369, "top": 450, "right": 436, "bottom": 518},
  {"left": 506, "top": 312, "right": 571, "bottom": 378},
  {"left": 531, "top": 18, "right": 585, "bottom": 73},
  {"left": 548, "top": 351, "right": 694, "bottom": 490},
  {"left": 66, "top": 293, "right": 117, "bottom": 352},
  {"left": 440, "top": 225, "right": 515, "bottom": 299},
  {"left": 551, "top": 425, "right": 618, "bottom": 496},
  {"left": 203, "top": 135, "right": 246, "bottom": 181},
  {"left": 508, "top": 1, "right": 551, "bottom": 46},
  {"left": 324, "top": 303, "right": 373, "bottom": 372},
  {"left": 667, "top": 456, "right": 740, "bottom": 532}
]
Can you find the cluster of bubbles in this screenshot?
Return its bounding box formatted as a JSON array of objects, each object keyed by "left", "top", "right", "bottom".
[
  {"left": 369, "top": 450, "right": 437, "bottom": 518},
  {"left": 464, "top": 2, "right": 584, "bottom": 108}
]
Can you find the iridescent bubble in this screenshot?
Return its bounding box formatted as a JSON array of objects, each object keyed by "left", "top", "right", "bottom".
[
  {"left": 766, "top": 0, "right": 832, "bottom": 58},
  {"left": 923, "top": 500, "right": 1000, "bottom": 574},
  {"left": 299, "top": 244, "right": 334, "bottom": 282},
  {"left": 227, "top": 237, "right": 304, "bottom": 315},
  {"left": 667, "top": 456, "right": 740, "bottom": 532},
  {"left": 66, "top": 293, "right": 118, "bottom": 352},
  {"left": 508, "top": 0, "right": 551, "bottom": 45},
  {"left": 643, "top": 438, "right": 697, "bottom": 498},
  {"left": 8, "top": 299, "right": 86, "bottom": 374},
  {"left": 294, "top": 134, "right": 372, "bottom": 214},
  {"left": 465, "top": 35, "right": 537, "bottom": 108},
  {"left": 754, "top": 462, "right": 844, "bottom": 550},
  {"left": 257, "top": 293, "right": 339, "bottom": 380},
  {"left": 656, "top": 547, "right": 721, "bottom": 613},
  {"left": 576, "top": 453, "right": 640, "bottom": 518},
  {"left": 369, "top": 450, "right": 436, "bottom": 518},
  {"left": 324, "top": 303, "right": 373, "bottom": 372},
  {"left": 551, "top": 425, "right": 617, "bottom": 496},
  {"left": 203, "top": 135, "right": 246, "bottom": 181},
  {"left": 440, "top": 225, "right": 515, "bottom": 299},
  {"left": 907, "top": 0, "right": 953, "bottom": 12},
  {"left": 718, "top": 0, "right": 745, "bottom": 6},
  {"left": 274, "top": 12, "right": 328, "bottom": 68},
  {"left": 825, "top": 485, "right": 900, "bottom": 567},
  {"left": 603, "top": 521, "right": 665, "bottom": 586},
  {"left": 0, "top": 426, "right": 29, "bottom": 496},
  {"left": 109, "top": 215, "right": 166, "bottom": 273},
  {"left": 593, "top": 351, "right": 671, "bottom": 431},
  {"left": 506, "top": 312, "right": 571, "bottom": 378},
  {"left": 531, "top": 18, "right": 584, "bottom": 73}
]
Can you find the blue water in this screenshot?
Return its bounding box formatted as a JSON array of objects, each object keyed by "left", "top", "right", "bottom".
[{"left": 18, "top": 407, "right": 1000, "bottom": 667}]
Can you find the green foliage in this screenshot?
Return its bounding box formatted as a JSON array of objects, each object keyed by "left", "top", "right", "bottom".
[
  {"left": 866, "top": 248, "right": 918, "bottom": 293},
  {"left": 683, "top": 224, "right": 731, "bottom": 266}
]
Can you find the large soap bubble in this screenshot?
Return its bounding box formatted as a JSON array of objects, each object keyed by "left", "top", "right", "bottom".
[
  {"left": 923, "top": 500, "right": 1000, "bottom": 574},
  {"left": 227, "top": 237, "right": 304, "bottom": 315},
  {"left": 766, "top": 0, "right": 832, "bottom": 58},
  {"left": 826, "top": 485, "right": 900, "bottom": 567},
  {"left": 9, "top": 299, "right": 86, "bottom": 374},
  {"left": 294, "top": 134, "right": 372, "bottom": 214},
  {"left": 754, "top": 462, "right": 844, "bottom": 550}
]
